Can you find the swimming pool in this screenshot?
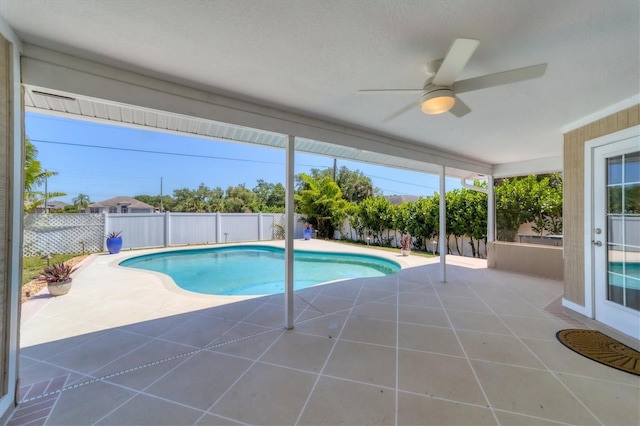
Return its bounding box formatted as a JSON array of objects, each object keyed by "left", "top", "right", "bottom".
[{"left": 120, "top": 245, "right": 401, "bottom": 295}]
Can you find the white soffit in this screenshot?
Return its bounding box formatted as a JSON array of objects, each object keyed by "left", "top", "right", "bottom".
[
  {"left": 492, "top": 156, "right": 563, "bottom": 178},
  {"left": 24, "top": 85, "right": 480, "bottom": 178}
]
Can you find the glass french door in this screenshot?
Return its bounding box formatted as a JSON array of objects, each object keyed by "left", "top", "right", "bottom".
[{"left": 593, "top": 137, "right": 640, "bottom": 339}]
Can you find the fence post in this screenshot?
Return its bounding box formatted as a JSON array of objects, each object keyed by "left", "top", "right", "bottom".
[
  {"left": 216, "top": 212, "right": 222, "bottom": 244},
  {"left": 258, "top": 212, "right": 263, "bottom": 241},
  {"left": 164, "top": 211, "right": 171, "bottom": 247},
  {"left": 103, "top": 212, "right": 108, "bottom": 252}
]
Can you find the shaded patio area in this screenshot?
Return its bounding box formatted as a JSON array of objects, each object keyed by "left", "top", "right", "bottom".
[{"left": 10, "top": 241, "right": 639, "bottom": 425}]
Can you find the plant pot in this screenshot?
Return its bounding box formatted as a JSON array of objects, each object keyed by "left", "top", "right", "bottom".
[
  {"left": 303, "top": 229, "right": 312, "bottom": 240},
  {"left": 401, "top": 248, "right": 411, "bottom": 256},
  {"left": 106, "top": 237, "right": 123, "bottom": 254},
  {"left": 48, "top": 279, "right": 72, "bottom": 296}
]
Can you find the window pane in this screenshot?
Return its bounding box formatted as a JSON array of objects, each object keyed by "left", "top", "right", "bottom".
[
  {"left": 625, "top": 277, "right": 640, "bottom": 310},
  {"left": 625, "top": 252, "right": 640, "bottom": 280},
  {"left": 623, "top": 216, "right": 640, "bottom": 247},
  {"left": 607, "top": 216, "right": 623, "bottom": 245},
  {"left": 608, "top": 272, "right": 624, "bottom": 303},
  {"left": 624, "top": 151, "right": 640, "bottom": 183},
  {"left": 608, "top": 187, "right": 622, "bottom": 213},
  {"left": 608, "top": 155, "right": 623, "bottom": 184},
  {"left": 624, "top": 183, "right": 640, "bottom": 214}
]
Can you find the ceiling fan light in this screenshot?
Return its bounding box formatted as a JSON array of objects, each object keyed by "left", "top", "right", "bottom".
[{"left": 420, "top": 88, "right": 455, "bottom": 114}]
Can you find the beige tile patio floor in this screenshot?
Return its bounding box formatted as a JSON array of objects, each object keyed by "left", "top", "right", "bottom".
[{"left": 8, "top": 241, "right": 640, "bottom": 425}]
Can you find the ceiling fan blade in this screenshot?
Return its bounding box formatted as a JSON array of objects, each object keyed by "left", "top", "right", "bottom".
[
  {"left": 453, "top": 63, "right": 547, "bottom": 94},
  {"left": 432, "top": 38, "right": 480, "bottom": 86},
  {"left": 358, "top": 89, "right": 422, "bottom": 93},
  {"left": 449, "top": 97, "right": 471, "bottom": 117},
  {"left": 383, "top": 100, "right": 421, "bottom": 122}
]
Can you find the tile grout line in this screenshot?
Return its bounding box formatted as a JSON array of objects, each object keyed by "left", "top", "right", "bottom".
[
  {"left": 18, "top": 325, "right": 286, "bottom": 405},
  {"left": 22, "top": 292, "right": 280, "bottom": 414},
  {"left": 18, "top": 278, "right": 471, "bottom": 425},
  {"left": 427, "top": 268, "right": 502, "bottom": 425},
  {"left": 293, "top": 278, "right": 368, "bottom": 425},
  {"left": 460, "top": 273, "right": 606, "bottom": 426},
  {"left": 200, "top": 322, "right": 288, "bottom": 422},
  {"left": 20, "top": 284, "right": 408, "bottom": 407}
]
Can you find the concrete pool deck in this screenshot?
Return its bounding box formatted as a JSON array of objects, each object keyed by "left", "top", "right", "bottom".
[
  {"left": 12, "top": 240, "right": 640, "bottom": 425},
  {"left": 20, "top": 240, "right": 431, "bottom": 346}
]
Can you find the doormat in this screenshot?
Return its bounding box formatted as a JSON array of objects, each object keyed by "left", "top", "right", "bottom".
[{"left": 556, "top": 329, "right": 640, "bottom": 376}]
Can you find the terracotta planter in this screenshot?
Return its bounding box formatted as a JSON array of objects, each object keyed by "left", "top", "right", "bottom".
[{"left": 48, "top": 279, "right": 72, "bottom": 296}]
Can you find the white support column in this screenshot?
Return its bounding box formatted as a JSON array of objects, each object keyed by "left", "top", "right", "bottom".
[
  {"left": 258, "top": 212, "right": 263, "bottom": 241},
  {"left": 439, "top": 165, "right": 446, "bottom": 283},
  {"left": 487, "top": 176, "right": 495, "bottom": 243},
  {"left": 284, "top": 135, "right": 295, "bottom": 329}
]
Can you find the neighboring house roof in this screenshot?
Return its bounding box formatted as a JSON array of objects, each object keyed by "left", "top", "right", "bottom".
[
  {"left": 385, "top": 195, "right": 420, "bottom": 205},
  {"left": 37, "top": 201, "right": 69, "bottom": 209},
  {"left": 87, "top": 196, "right": 154, "bottom": 210}
]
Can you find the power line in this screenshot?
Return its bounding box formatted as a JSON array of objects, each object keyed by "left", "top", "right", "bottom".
[
  {"left": 32, "top": 138, "right": 339, "bottom": 171},
  {"left": 32, "top": 139, "right": 286, "bottom": 166},
  {"left": 31, "top": 138, "right": 441, "bottom": 193}
]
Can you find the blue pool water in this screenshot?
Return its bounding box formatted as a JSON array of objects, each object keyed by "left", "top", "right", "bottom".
[{"left": 120, "top": 245, "right": 401, "bottom": 295}]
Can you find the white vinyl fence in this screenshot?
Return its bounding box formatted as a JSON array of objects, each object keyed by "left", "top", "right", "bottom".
[{"left": 23, "top": 212, "right": 306, "bottom": 256}]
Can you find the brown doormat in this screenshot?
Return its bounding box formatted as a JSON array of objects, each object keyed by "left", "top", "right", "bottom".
[{"left": 556, "top": 329, "right": 640, "bottom": 376}]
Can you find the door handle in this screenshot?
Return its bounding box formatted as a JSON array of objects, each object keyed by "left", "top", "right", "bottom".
[{"left": 592, "top": 240, "right": 602, "bottom": 247}]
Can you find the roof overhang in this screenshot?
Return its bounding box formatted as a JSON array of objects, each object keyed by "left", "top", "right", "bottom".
[{"left": 22, "top": 44, "right": 494, "bottom": 180}]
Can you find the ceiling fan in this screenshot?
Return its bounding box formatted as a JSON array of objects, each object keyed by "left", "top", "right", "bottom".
[{"left": 358, "top": 38, "right": 547, "bottom": 121}]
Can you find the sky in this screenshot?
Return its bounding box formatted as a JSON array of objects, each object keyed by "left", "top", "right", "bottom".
[{"left": 25, "top": 112, "right": 463, "bottom": 205}]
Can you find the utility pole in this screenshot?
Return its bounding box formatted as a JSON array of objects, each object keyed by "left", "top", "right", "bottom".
[{"left": 333, "top": 158, "right": 337, "bottom": 181}]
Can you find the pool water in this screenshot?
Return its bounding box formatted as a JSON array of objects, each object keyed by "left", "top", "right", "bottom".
[{"left": 120, "top": 245, "right": 400, "bottom": 295}]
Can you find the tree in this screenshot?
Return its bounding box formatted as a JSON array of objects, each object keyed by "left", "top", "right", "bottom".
[
  {"left": 134, "top": 194, "right": 176, "bottom": 212},
  {"left": 172, "top": 184, "right": 224, "bottom": 212},
  {"left": 335, "top": 166, "right": 377, "bottom": 203},
  {"left": 24, "top": 137, "right": 66, "bottom": 212},
  {"left": 495, "top": 174, "right": 563, "bottom": 241},
  {"left": 358, "top": 196, "right": 393, "bottom": 245},
  {"left": 72, "top": 193, "right": 91, "bottom": 212},
  {"left": 224, "top": 184, "right": 258, "bottom": 212},
  {"left": 445, "top": 189, "right": 465, "bottom": 255},
  {"left": 252, "top": 180, "right": 285, "bottom": 212},
  {"left": 295, "top": 173, "right": 348, "bottom": 238},
  {"left": 295, "top": 166, "right": 377, "bottom": 204},
  {"left": 404, "top": 196, "right": 439, "bottom": 251}
]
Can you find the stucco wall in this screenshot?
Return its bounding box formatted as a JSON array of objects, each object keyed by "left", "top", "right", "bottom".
[
  {"left": 563, "top": 105, "right": 639, "bottom": 306},
  {"left": 487, "top": 242, "right": 563, "bottom": 280}
]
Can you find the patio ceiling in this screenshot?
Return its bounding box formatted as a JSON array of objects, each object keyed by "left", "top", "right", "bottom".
[{"left": 2, "top": 0, "right": 639, "bottom": 173}]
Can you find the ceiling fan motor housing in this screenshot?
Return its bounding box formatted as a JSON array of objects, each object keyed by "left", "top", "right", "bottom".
[{"left": 421, "top": 86, "right": 455, "bottom": 114}]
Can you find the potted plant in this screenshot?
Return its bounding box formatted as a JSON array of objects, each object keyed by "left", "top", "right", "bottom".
[
  {"left": 42, "top": 262, "right": 77, "bottom": 296},
  {"left": 399, "top": 235, "right": 412, "bottom": 256},
  {"left": 106, "top": 231, "right": 123, "bottom": 254}
]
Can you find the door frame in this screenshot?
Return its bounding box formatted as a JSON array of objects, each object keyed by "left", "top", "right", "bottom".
[{"left": 583, "top": 125, "right": 639, "bottom": 324}]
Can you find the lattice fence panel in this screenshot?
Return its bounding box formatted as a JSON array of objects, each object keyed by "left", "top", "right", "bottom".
[{"left": 23, "top": 214, "right": 104, "bottom": 256}]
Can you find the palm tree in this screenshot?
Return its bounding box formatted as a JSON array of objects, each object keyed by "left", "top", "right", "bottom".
[
  {"left": 24, "top": 137, "right": 66, "bottom": 212},
  {"left": 73, "top": 193, "right": 91, "bottom": 212}
]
